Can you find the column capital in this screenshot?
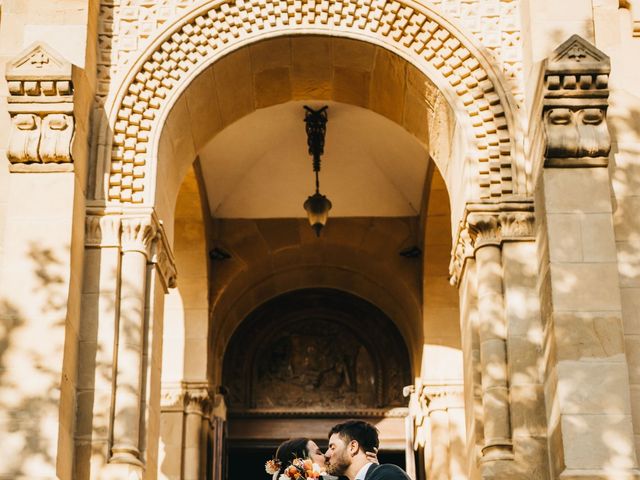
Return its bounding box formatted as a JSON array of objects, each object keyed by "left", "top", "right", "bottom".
[
  {"left": 120, "top": 216, "right": 157, "bottom": 257},
  {"left": 449, "top": 201, "right": 535, "bottom": 286},
  {"left": 419, "top": 383, "right": 465, "bottom": 413},
  {"left": 85, "top": 214, "right": 121, "bottom": 247}
]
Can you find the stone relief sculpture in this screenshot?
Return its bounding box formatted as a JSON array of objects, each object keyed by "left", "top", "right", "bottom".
[
  {"left": 8, "top": 113, "right": 41, "bottom": 163},
  {"left": 5, "top": 42, "right": 75, "bottom": 168},
  {"left": 39, "top": 114, "right": 74, "bottom": 163},
  {"left": 254, "top": 321, "right": 377, "bottom": 408},
  {"left": 222, "top": 289, "right": 410, "bottom": 411},
  {"left": 543, "top": 35, "right": 611, "bottom": 167}
]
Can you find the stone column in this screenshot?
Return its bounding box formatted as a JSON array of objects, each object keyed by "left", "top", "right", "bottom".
[
  {"left": 535, "top": 35, "right": 640, "bottom": 479},
  {"left": 110, "top": 216, "right": 156, "bottom": 465},
  {"left": 184, "top": 387, "right": 210, "bottom": 480},
  {"left": 209, "top": 394, "right": 227, "bottom": 480},
  {"left": 467, "top": 214, "right": 514, "bottom": 463},
  {"left": 421, "top": 384, "right": 466, "bottom": 480}
]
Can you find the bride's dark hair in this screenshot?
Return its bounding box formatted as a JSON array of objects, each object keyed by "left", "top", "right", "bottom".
[{"left": 274, "top": 438, "right": 311, "bottom": 474}]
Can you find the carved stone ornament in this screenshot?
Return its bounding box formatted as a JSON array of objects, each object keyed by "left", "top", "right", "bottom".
[
  {"left": 543, "top": 35, "right": 611, "bottom": 167},
  {"left": 85, "top": 214, "right": 122, "bottom": 248},
  {"left": 420, "top": 384, "right": 465, "bottom": 413},
  {"left": 5, "top": 42, "right": 75, "bottom": 170},
  {"left": 449, "top": 201, "right": 535, "bottom": 286},
  {"left": 151, "top": 222, "right": 177, "bottom": 291},
  {"left": 120, "top": 216, "right": 157, "bottom": 257}
]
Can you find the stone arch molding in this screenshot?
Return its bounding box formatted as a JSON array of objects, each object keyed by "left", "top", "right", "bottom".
[{"left": 99, "top": 0, "right": 521, "bottom": 205}]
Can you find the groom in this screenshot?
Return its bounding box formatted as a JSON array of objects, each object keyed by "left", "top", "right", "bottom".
[{"left": 325, "top": 420, "right": 411, "bottom": 480}]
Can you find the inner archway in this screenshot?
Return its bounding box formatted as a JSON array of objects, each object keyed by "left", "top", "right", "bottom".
[{"left": 222, "top": 288, "right": 412, "bottom": 478}]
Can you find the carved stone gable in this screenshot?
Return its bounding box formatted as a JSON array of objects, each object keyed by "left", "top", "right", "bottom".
[
  {"left": 548, "top": 34, "right": 610, "bottom": 74},
  {"left": 6, "top": 42, "right": 72, "bottom": 81},
  {"left": 5, "top": 42, "right": 75, "bottom": 170}
]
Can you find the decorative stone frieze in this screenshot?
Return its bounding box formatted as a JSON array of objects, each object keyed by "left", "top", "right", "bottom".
[
  {"left": 99, "top": 0, "right": 518, "bottom": 205},
  {"left": 5, "top": 42, "right": 75, "bottom": 171},
  {"left": 543, "top": 35, "right": 611, "bottom": 167},
  {"left": 449, "top": 201, "right": 535, "bottom": 286}
]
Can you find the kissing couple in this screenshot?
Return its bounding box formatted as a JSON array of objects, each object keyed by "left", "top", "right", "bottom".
[{"left": 265, "top": 420, "right": 412, "bottom": 480}]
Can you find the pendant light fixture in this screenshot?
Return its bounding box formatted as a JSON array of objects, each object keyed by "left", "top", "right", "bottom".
[{"left": 302, "top": 105, "right": 332, "bottom": 237}]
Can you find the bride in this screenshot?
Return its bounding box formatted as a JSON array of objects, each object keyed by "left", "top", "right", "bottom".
[{"left": 265, "top": 437, "right": 378, "bottom": 479}]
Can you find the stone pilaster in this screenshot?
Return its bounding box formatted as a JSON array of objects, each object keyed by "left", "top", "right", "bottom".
[
  {"left": 467, "top": 213, "right": 514, "bottom": 464},
  {"left": 184, "top": 387, "right": 211, "bottom": 480},
  {"left": 450, "top": 202, "right": 536, "bottom": 477},
  {"left": 535, "top": 35, "right": 640, "bottom": 479},
  {"left": 75, "top": 210, "right": 177, "bottom": 477},
  {"left": 421, "top": 384, "right": 466, "bottom": 480},
  {"left": 110, "top": 216, "right": 156, "bottom": 466}
]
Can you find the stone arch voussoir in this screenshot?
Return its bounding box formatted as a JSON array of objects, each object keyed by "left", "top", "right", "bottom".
[{"left": 103, "top": 0, "right": 519, "bottom": 205}]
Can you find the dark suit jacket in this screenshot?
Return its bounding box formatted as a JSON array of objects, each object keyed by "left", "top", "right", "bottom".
[{"left": 364, "top": 464, "right": 411, "bottom": 480}]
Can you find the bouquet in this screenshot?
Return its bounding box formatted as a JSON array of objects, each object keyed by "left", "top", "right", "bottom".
[{"left": 265, "top": 457, "right": 323, "bottom": 479}]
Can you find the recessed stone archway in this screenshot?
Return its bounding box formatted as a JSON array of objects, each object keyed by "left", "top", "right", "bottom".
[{"left": 93, "top": 0, "right": 523, "bottom": 212}]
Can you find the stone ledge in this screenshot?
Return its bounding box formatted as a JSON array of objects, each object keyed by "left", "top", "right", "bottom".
[
  {"left": 559, "top": 468, "right": 640, "bottom": 479},
  {"left": 9, "top": 163, "right": 74, "bottom": 173}
]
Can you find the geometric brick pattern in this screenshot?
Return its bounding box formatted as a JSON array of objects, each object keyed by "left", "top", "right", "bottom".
[{"left": 103, "top": 0, "right": 518, "bottom": 203}]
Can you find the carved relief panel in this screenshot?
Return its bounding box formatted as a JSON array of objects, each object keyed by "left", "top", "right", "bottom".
[
  {"left": 5, "top": 42, "right": 75, "bottom": 170},
  {"left": 222, "top": 289, "right": 411, "bottom": 412}
]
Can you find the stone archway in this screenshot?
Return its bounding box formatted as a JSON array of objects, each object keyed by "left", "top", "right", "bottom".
[
  {"left": 222, "top": 288, "right": 413, "bottom": 479},
  {"left": 91, "top": 0, "right": 523, "bottom": 211},
  {"left": 78, "top": 2, "right": 529, "bottom": 479}
]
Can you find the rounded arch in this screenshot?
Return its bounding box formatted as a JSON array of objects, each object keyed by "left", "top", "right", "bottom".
[
  {"left": 221, "top": 288, "right": 412, "bottom": 411},
  {"left": 208, "top": 260, "right": 423, "bottom": 385},
  {"left": 97, "top": 0, "right": 523, "bottom": 211}
]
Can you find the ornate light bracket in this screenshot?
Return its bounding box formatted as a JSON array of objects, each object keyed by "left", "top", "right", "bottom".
[
  {"left": 543, "top": 35, "right": 611, "bottom": 168},
  {"left": 5, "top": 42, "right": 76, "bottom": 171}
]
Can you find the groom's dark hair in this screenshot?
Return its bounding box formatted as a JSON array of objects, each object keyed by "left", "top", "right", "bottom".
[{"left": 329, "top": 420, "right": 379, "bottom": 452}]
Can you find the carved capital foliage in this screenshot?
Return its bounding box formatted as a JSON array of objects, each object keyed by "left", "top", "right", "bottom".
[
  {"left": 160, "top": 384, "right": 216, "bottom": 416},
  {"left": 467, "top": 213, "right": 501, "bottom": 249},
  {"left": 120, "top": 216, "right": 157, "bottom": 257},
  {"left": 85, "top": 215, "right": 121, "bottom": 247},
  {"left": 543, "top": 35, "right": 611, "bottom": 167},
  {"left": 185, "top": 387, "right": 212, "bottom": 415},
  {"left": 85, "top": 210, "right": 177, "bottom": 288},
  {"left": 449, "top": 201, "right": 535, "bottom": 286},
  {"left": 420, "top": 384, "right": 465, "bottom": 413},
  {"left": 5, "top": 42, "right": 75, "bottom": 169}
]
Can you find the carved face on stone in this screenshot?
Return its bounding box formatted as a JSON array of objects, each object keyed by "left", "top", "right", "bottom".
[{"left": 325, "top": 433, "right": 354, "bottom": 476}]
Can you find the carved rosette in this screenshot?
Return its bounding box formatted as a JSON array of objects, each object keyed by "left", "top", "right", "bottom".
[
  {"left": 543, "top": 35, "right": 611, "bottom": 167},
  {"left": 5, "top": 42, "right": 75, "bottom": 170},
  {"left": 449, "top": 202, "right": 535, "bottom": 286}
]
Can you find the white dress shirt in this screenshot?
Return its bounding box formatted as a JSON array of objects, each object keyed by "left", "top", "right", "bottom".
[{"left": 355, "top": 462, "right": 373, "bottom": 480}]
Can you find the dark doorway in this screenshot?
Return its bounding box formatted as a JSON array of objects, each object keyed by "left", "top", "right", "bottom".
[{"left": 227, "top": 445, "right": 406, "bottom": 480}]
